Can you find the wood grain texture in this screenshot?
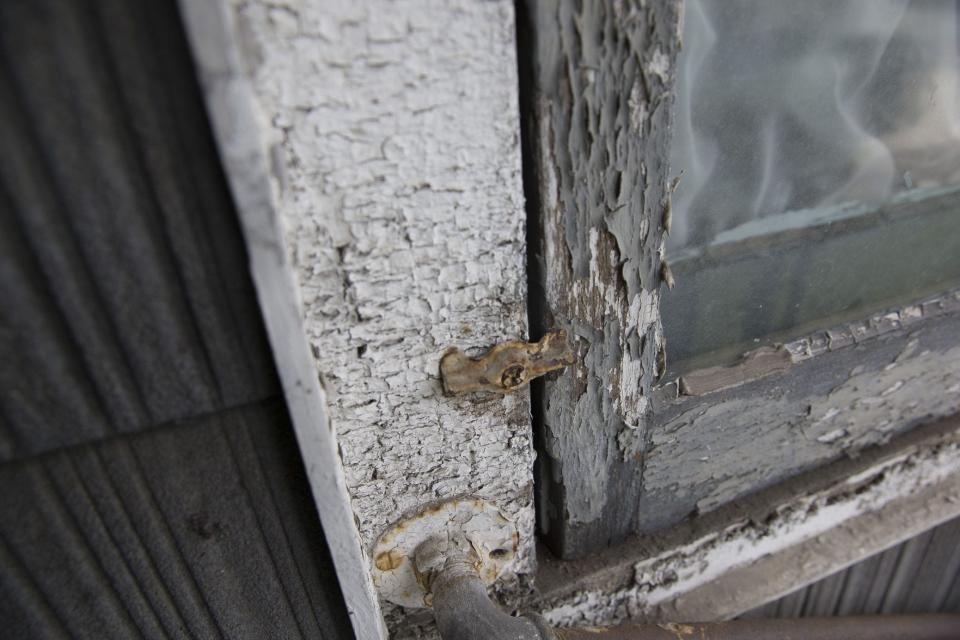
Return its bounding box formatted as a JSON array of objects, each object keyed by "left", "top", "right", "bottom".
[
  {"left": 522, "top": 0, "right": 681, "bottom": 557},
  {"left": 0, "top": 402, "right": 352, "bottom": 640},
  {"left": 743, "top": 514, "right": 960, "bottom": 618},
  {"left": 522, "top": 0, "right": 960, "bottom": 561},
  {"left": 178, "top": 0, "right": 390, "bottom": 635},
  {"left": 641, "top": 295, "right": 960, "bottom": 534},
  {"left": 0, "top": 0, "right": 279, "bottom": 461},
  {"left": 535, "top": 416, "right": 960, "bottom": 626},
  {"left": 0, "top": 1, "right": 356, "bottom": 637},
  {"left": 226, "top": 0, "right": 535, "bottom": 632}
]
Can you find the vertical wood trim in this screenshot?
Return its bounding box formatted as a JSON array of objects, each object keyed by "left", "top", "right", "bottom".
[
  {"left": 523, "top": 0, "right": 681, "bottom": 557},
  {"left": 175, "top": 2, "right": 387, "bottom": 637}
]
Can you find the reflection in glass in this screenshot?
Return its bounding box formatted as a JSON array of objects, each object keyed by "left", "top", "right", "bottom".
[
  {"left": 663, "top": 0, "right": 960, "bottom": 372},
  {"left": 671, "top": 0, "right": 960, "bottom": 253}
]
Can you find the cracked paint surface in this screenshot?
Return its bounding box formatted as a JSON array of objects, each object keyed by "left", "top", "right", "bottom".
[
  {"left": 230, "top": 0, "right": 534, "bottom": 633},
  {"left": 541, "top": 434, "right": 960, "bottom": 626},
  {"left": 528, "top": 0, "right": 681, "bottom": 557},
  {"left": 638, "top": 292, "right": 960, "bottom": 532}
]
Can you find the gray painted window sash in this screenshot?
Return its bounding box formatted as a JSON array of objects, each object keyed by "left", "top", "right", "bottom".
[{"left": 523, "top": 0, "right": 960, "bottom": 560}]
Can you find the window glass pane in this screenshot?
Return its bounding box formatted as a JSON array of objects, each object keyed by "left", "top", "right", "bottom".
[{"left": 663, "top": 0, "right": 960, "bottom": 372}]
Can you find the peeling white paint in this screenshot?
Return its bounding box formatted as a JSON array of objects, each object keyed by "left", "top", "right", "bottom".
[
  {"left": 226, "top": 0, "right": 534, "bottom": 633},
  {"left": 541, "top": 436, "right": 960, "bottom": 626},
  {"left": 529, "top": 1, "right": 681, "bottom": 550},
  {"left": 648, "top": 47, "right": 672, "bottom": 81},
  {"left": 647, "top": 295, "right": 960, "bottom": 526},
  {"left": 177, "top": 1, "right": 391, "bottom": 637},
  {"left": 805, "top": 343, "right": 960, "bottom": 446},
  {"left": 629, "top": 83, "right": 648, "bottom": 134},
  {"left": 569, "top": 231, "right": 659, "bottom": 435}
]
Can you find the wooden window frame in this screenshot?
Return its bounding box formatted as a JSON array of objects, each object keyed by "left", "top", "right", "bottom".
[{"left": 520, "top": 0, "right": 960, "bottom": 562}]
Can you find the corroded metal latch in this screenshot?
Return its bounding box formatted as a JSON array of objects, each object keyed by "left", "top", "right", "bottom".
[{"left": 440, "top": 330, "right": 575, "bottom": 395}]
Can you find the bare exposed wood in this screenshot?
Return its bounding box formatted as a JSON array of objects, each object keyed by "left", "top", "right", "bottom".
[
  {"left": 441, "top": 331, "right": 575, "bottom": 395},
  {"left": 522, "top": 0, "right": 682, "bottom": 558},
  {"left": 678, "top": 347, "right": 792, "bottom": 396}
]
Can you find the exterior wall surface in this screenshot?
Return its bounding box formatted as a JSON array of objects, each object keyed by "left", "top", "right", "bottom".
[
  {"left": 744, "top": 514, "right": 960, "bottom": 618},
  {"left": 223, "top": 0, "right": 536, "bottom": 635},
  {"left": 186, "top": 0, "right": 960, "bottom": 635},
  {"left": 0, "top": 1, "right": 354, "bottom": 637}
]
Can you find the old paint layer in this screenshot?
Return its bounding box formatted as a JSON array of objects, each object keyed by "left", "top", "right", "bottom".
[
  {"left": 177, "top": 1, "right": 387, "bottom": 637},
  {"left": 524, "top": 0, "right": 681, "bottom": 557},
  {"left": 538, "top": 421, "right": 960, "bottom": 625},
  {"left": 639, "top": 294, "right": 960, "bottom": 534},
  {"left": 678, "top": 347, "right": 792, "bottom": 396},
  {"left": 226, "top": 0, "right": 534, "bottom": 633}
]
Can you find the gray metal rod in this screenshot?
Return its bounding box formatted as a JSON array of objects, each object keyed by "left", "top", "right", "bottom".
[
  {"left": 423, "top": 537, "right": 960, "bottom": 640},
  {"left": 430, "top": 556, "right": 542, "bottom": 640}
]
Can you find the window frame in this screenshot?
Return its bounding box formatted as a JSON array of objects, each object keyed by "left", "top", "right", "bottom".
[{"left": 521, "top": 0, "right": 960, "bottom": 561}]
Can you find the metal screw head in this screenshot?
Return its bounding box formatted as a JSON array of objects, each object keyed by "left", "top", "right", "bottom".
[{"left": 500, "top": 364, "right": 526, "bottom": 389}]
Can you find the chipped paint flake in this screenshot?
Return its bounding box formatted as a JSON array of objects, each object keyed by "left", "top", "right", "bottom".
[
  {"left": 629, "top": 83, "right": 648, "bottom": 133},
  {"left": 648, "top": 47, "right": 671, "bottom": 82}
]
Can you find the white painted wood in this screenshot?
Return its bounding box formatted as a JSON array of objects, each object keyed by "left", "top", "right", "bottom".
[
  {"left": 538, "top": 422, "right": 960, "bottom": 626},
  {"left": 206, "top": 0, "right": 534, "bottom": 634},
  {"left": 177, "top": 2, "right": 388, "bottom": 638}
]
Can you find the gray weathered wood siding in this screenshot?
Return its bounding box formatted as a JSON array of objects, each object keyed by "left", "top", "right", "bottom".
[
  {"left": 0, "top": 0, "right": 279, "bottom": 458},
  {"left": 0, "top": 403, "right": 352, "bottom": 640},
  {"left": 744, "top": 514, "right": 960, "bottom": 618},
  {"left": 0, "top": 1, "right": 353, "bottom": 637}
]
